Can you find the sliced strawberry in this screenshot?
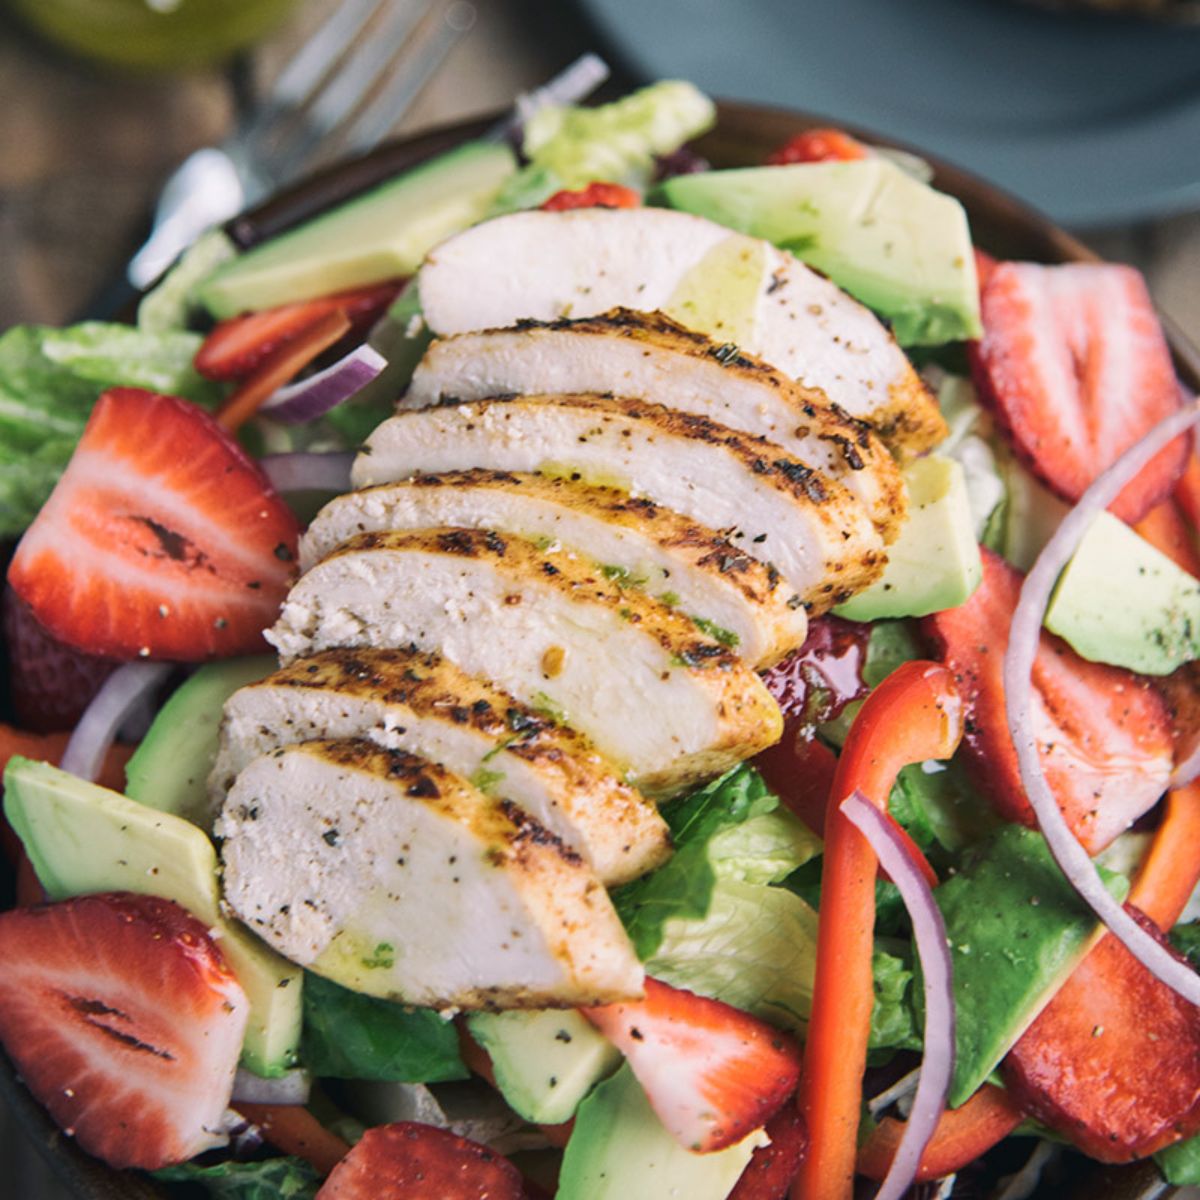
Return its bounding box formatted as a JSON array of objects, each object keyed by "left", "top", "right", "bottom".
[
  {"left": 3, "top": 586, "right": 117, "bottom": 731},
  {"left": 315, "top": 1122, "right": 525, "bottom": 1200},
  {"left": 7, "top": 387, "right": 299, "bottom": 661},
  {"left": 1004, "top": 909, "right": 1200, "bottom": 1161},
  {"left": 581, "top": 977, "right": 802, "bottom": 1153},
  {"left": 194, "top": 280, "right": 402, "bottom": 382},
  {"left": 728, "top": 1103, "right": 808, "bottom": 1200},
  {"left": 973, "top": 248, "right": 998, "bottom": 293},
  {"left": 922, "top": 546, "right": 1173, "bottom": 854},
  {"left": 0, "top": 891, "right": 247, "bottom": 1169},
  {"left": 765, "top": 128, "right": 869, "bottom": 165},
  {"left": 971, "top": 261, "right": 1189, "bottom": 524},
  {"left": 540, "top": 182, "right": 641, "bottom": 211}
]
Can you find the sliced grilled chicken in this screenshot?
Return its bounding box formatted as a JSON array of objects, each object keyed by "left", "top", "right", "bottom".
[
  {"left": 405, "top": 309, "right": 905, "bottom": 541},
  {"left": 352, "top": 395, "right": 885, "bottom": 611},
  {"left": 301, "top": 471, "right": 808, "bottom": 667},
  {"left": 217, "top": 739, "right": 643, "bottom": 1008},
  {"left": 211, "top": 647, "right": 671, "bottom": 886},
  {"left": 267, "top": 528, "right": 783, "bottom": 796},
  {"left": 416, "top": 208, "right": 945, "bottom": 456},
  {"left": 757, "top": 246, "right": 946, "bottom": 457}
]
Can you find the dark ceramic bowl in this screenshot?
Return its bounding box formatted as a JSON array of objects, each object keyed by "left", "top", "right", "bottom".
[{"left": 2, "top": 100, "right": 1197, "bottom": 1200}]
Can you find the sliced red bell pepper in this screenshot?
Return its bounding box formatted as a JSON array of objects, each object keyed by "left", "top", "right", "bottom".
[
  {"left": 234, "top": 1102, "right": 351, "bottom": 1176},
  {"left": 856, "top": 1083, "right": 1024, "bottom": 1184},
  {"left": 792, "top": 661, "right": 963, "bottom": 1200},
  {"left": 540, "top": 182, "right": 641, "bottom": 211},
  {"left": 1134, "top": 500, "right": 1200, "bottom": 578}
]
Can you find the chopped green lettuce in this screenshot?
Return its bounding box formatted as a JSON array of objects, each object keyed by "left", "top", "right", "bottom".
[
  {"left": 613, "top": 766, "right": 819, "bottom": 961},
  {"left": 300, "top": 971, "right": 467, "bottom": 1082},
  {"left": 1157, "top": 1131, "right": 1200, "bottom": 1184},
  {"left": 155, "top": 1156, "right": 320, "bottom": 1199},
  {"left": 871, "top": 945, "right": 922, "bottom": 1054},
  {"left": 490, "top": 81, "right": 715, "bottom": 215},
  {"left": 0, "top": 322, "right": 224, "bottom": 537},
  {"left": 137, "top": 228, "right": 239, "bottom": 333}
]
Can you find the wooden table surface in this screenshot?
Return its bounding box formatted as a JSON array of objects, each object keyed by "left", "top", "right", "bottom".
[{"left": 2, "top": 1, "right": 1199, "bottom": 1195}]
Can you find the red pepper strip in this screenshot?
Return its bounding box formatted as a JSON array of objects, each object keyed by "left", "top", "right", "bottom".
[
  {"left": 754, "top": 724, "right": 839, "bottom": 838},
  {"left": 215, "top": 309, "right": 351, "bottom": 434},
  {"left": 792, "top": 661, "right": 963, "bottom": 1200},
  {"left": 1128, "top": 782, "right": 1200, "bottom": 931},
  {"left": 1134, "top": 500, "right": 1200, "bottom": 578},
  {"left": 1176, "top": 449, "right": 1200, "bottom": 534},
  {"left": 856, "top": 1084, "right": 1024, "bottom": 1183},
  {"left": 234, "top": 1102, "right": 351, "bottom": 1176}
]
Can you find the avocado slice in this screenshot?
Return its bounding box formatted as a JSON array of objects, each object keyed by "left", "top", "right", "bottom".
[
  {"left": 835, "top": 455, "right": 982, "bottom": 621},
  {"left": 465, "top": 1009, "right": 621, "bottom": 1124},
  {"left": 198, "top": 140, "right": 517, "bottom": 318},
  {"left": 124, "top": 654, "right": 275, "bottom": 828},
  {"left": 655, "top": 158, "right": 981, "bottom": 346},
  {"left": 4, "top": 756, "right": 302, "bottom": 1076},
  {"left": 936, "top": 824, "right": 1128, "bottom": 1106},
  {"left": 1045, "top": 511, "right": 1200, "bottom": 676},
  {"left": 556, "top": 1064, "right": 767, "bottom": 1200}
]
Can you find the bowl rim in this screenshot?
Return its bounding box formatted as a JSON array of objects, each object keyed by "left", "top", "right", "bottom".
[{"left": 1, "top": 96, "right": 1191, "bottom": 1200}]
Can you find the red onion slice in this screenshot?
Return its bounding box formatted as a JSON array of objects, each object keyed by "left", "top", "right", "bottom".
[
  {"left": 231, "top": 1066, "right": 311, "bottom": 1106},
  {"left": 1004, "top": 394, "right": 1200, "bottom": 1004},
  {"left": 59, "top": 661, "right": 172, "bottom": 783},
  {"left": 261, "top": 451, "right": 355, "bottom": 495},
  {"left": 840, "top": 790, "right": 955, "bottom": 1200},
  {"left": 259, "top": 343, "right": 387, "bottom": 424}
]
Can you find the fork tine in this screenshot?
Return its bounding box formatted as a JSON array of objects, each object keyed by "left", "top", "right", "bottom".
[
  {"left": 235, "top": 0, "right": 386, "bottom": 156},
  {"left": 337, "top": 0, "right": 476, "bottom": 160},
  {"left": 268, "top": 0, "right": 440, "bottom": 184}
]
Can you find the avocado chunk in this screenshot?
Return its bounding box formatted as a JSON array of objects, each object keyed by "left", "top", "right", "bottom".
[
  {"left": 125, "top": 654, "right": 274, "bottom": 827},
  {"left": 936, "top": 824, "right": 1128, "bottom": 1106},
  {"left": 556, "top": 1063, "right": 767, "bottom": 1200},
  {"left": 466, "top": 1008, "right": 621, "bottom": 1124},
  {"left": 3, "top": 756, "right": 302, "bottom": 1076},
  {"left": 655, "top": 158, "right": 981, "bottom": 345},
  {"left": 198, "top": 140, "right": 517, "bottom": 317},
  {"left": 1045, "top": 511, "right": 1200, "bottom": 676},
  {"left": 835, "top": 455, "right": 982, "bottom": 621}
]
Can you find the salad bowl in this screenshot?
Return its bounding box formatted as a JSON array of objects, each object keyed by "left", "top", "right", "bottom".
[{"left": 1, "top": 97, "right": 1197, "bottom": 1200}]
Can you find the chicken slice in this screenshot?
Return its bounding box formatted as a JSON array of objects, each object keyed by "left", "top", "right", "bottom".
[
  {"left": 301, "top": 471, "right": 808, "bottom": 667},
  {"left": 415, "top": 208, "right": 945, "bottom": 456},
  {"left": 217, "top": 738, "right": 643, "bottom": 1008},
  {"left": 267, "top": 528, "right": 783, "bottom": 797},
  {"left": 406, "top": 309, "right": 905, "bottom": 541},
  {"left": 352, "top": 395, "right": 885, "bottom": 611},
  {"left": 211, "top": 647, "right": 670, "bottom": 887}
]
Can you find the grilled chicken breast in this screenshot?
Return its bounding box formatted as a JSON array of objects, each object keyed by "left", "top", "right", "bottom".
[
  {"left": 405, "top": 309, "right": 905, "bottom": 540},
  {"left": 353, "top": 396, "right": 885, "bottom": 611},
  {"left": 267, "top": 528, "right": 783, "bottom": 796},
  {"left": 301, "top": 471, "right": 809, "bottom": 667},
  {"left": 217, "top": 739, "right": 643, "bottom": 1008},
  {"left": 211, "top": 647, "right": 671, "bottom": 886},
  {"left": 415, "top": 208, "right": 945, "bottom": 456}
]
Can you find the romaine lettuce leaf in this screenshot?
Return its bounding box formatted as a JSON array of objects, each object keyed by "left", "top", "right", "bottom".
[
  {"left": 154, "top": 1156, "right": 319, "bottom": 1198},
  {"left": 138, "top": 229, "right": 238, "bottom": 333},
  {"left": 489, "top": 80, "right": 715, "bottom": 215},
  {"left": 613, "top": 766, "right": 819, "bottom": 961},
  {"left": 1157, "top": 1130, "right": 1200, "bottom": 1184},
  {"left": 0, "top": 322, "right": 223, "bottom": 537},
  {"left": 300, "top": 971, "right": 467, "bottom": 1082}
]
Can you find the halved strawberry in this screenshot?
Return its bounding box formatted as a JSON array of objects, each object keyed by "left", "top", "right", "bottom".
[
  {"left": 581, "top": 977, "right": 802, "bottom": 1153},
  {"left": 922, "top": 546, "right": 1173, "bottom": 854},
  {"left": 1004, "top": 909, "right": 1200, "bottom": 1161},
  {"left": 765, "top": 128, "right": 869, "bottom": 165},
  {"left": 3, "top": 586, "right": 117, "bottom": 731},
  {"left": 7, "top": 387, "right": 299, "bottom": 661},
  {"left": 971, "top": 261, "right": 1189, "bottom": 524},
  {"left": 315, "top": 1122, "right": 525, "bottom": 1200},
  {"left": 728, "top": 1103, "right": 808, "bottom": 1200},
  {"left": 0, "top": 891, "right": 247, "bottom": 1169},
  {"left": 194, "top": 280, "right": 402, "bottom": 382}
]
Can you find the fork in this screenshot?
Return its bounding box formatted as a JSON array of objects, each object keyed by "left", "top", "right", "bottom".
[{"left": 127, "top": 0, "right": 475, "bottom": 289}]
